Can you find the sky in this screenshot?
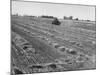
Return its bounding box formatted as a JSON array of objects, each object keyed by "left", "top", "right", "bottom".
[{"left": 12, "top": 1, "right": 96, "bottom": 21}]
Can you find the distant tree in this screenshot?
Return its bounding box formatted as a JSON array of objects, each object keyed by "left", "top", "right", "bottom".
[
  {"left": 41, "top": 15, "right": 55, "bottom": 19},
  {"left": 69, "top": 16, "right": 73, "bottom": 20},
  {"left": 52, "top": 18, "right": 61, "bottom": 25},
  {"left": 63, "top": 16, "right": 68, "bottom": 20},
  {"left": 75, "top": 18, "right": 78, "bottom": 20},
  {"left": 14, "top": 13, "right": 19, "bottom": 16},
  {"left": 87, "top": 20, "right": 90, "bottom": 21}
]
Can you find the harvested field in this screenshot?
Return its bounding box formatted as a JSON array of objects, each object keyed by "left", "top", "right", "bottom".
[{"left": 11, "top": 15, "right": 96, "bottom": 74}]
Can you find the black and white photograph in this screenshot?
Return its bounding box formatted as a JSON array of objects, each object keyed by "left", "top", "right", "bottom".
[{"left": 11, "top": 0, "right": 96, "bottom": 75}]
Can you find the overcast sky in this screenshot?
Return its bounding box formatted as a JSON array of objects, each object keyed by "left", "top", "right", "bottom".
[{"left": 12, "top": 1, "right": 95, "bottom": 21}]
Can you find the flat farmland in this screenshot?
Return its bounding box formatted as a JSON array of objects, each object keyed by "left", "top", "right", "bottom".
[{"left": 11, "top": 15, "right": 96, "bottom": 74}]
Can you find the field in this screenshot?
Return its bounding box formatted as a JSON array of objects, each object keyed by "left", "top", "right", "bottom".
[{"left": 11, "top": 15, "right": 96, "bottom": 75}]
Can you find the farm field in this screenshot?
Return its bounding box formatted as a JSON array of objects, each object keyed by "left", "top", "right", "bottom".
[{"left": 11, "top": 15, "right": 96, "bottom": 74}]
